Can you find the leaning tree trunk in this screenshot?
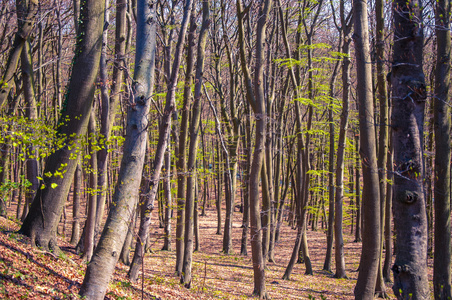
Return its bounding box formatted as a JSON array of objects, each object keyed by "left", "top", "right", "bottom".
[
  {"left": 391, "top": 0, "right": 429, "bottom": 299},
  {"left": 353, "top": 0, "right": 381, "bottom": 298},
  {"left": 128, "top": 0, "right": 193, "bottom": 283},
  {"left": 0, "top": 0, "right": 38, "bottom": 108},
  {"left": 433, "top": 0, "right": 452, "bottom": 298},
  {"left": 79, "top": 2, "right": 157, "bottom": 299},
  {"left": 20, "top": 0, "right": 105, "bottom": 251}
]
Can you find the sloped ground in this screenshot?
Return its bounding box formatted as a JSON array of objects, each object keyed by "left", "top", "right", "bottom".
[{"left": 1, "top": 205, "right": 434, "bottom": 299}]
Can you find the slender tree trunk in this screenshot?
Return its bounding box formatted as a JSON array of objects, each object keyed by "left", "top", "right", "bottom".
[
  {"left": 237, "top": 0, "right": 272, "bottom": 297},
  {"left": 323, "top": 52, "right": 340, "bottom": 272},
  {"left": 383, "top": 134, "right": 393, "bottom": 282},
  {"left": 391, "top": 0, "right": 429, "bottom": 299},
  {"left": 353, "top": 0, "right": 381, "bottom": 298},
  {"left": 375, "top": 0, "right": 389, "bottom": 296},
  {"left": 354, "top": 134, "right": 362, "bottom": 242},
  {"left": 82, "top": 111, "right": 98, "bottom": 262},
  {"left": 79, "top": 2, "right": 157, "bottom": 298},
  {"left": 0, "top": 0, "right": 38, "bottom": 108},
  {"left": 433, "top": 0, "right": 452, "bottom": 298},
  {"left": 334, "top": 28, "right": 351, "bottom": 279},
  {"left": 181, "top": 2, "right": 209, "bottom": 287},
  {"left": 162, "top": 143, "right": 172, "bottom": 251},
  {"left": 96, "top": 0, "right": 127, "bottom": 239},
  {"left": 175, "top": 7, "right": 195, "bottom": 276},
  {"left": 20, "top": 40, "right": 39, "bottom": 221},
  {"left": 70, "top": 163, "right": 81, "bottom": 245}
]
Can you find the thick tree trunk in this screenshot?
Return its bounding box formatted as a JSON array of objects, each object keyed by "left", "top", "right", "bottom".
[
  {"left": 79, "top": 2, "right": 157, "bottom": 298},
  {"left": 433, "top": 0, "right": 452, "bottom": 298},
  {"left": 20, "top": 0, "right": 105, "bottom": 251},
  {"left": 391, "top": 0, "right": 429, "bottom": 299},
  {"left": 353, "top": 0, "right": 381, "bottom": 298}
]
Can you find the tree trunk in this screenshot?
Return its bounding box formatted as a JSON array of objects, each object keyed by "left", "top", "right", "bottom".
[
  {"left": 79, "top": 2, "right": 157, "bottom": 298},
  {"left": 0, "top": 0, "right": 38, "bottom": 108},
  {"left": 20, "top": 0, "right": 105, "bottom": 251},
  {"left": 95, "top": 0, "right": 127, "bottom": 239},
  {"left": 70, "top": 163, "right": 81, "bottom": 245},
  {"left": 181, "top": 2, "right": 209, "bottom": 287},
  {"left": 391, "top": 0, "right": 429, "bottom": 299},
  {"left": 353, "top": 0, "right": 381, "bottom": 298},
  {"left": 433, "top": 0, "right": 452, "bottom": 298},
  {"left": 375, "top": 0, "right": 389, "bottom": 296},
  {"left": 175, "top": 5, "right": 195, "bottom": 277},
  {"left": 20, "top": 40, "right": 39, "bottom": 221},
  {"left": 334, "top": 22, "right": 351, "bottom": 279},
  {"left": 128, "top": 0, "right": 193, "bottom": 283},
  {"left": 162, "top": 144, "right": 172, "bottom": 251},
  {"left": 82, "top": 111, "right": 98, "bottom": 262},
  {"left": 237, "top": 0, "right": 272, "bottom": 297}
]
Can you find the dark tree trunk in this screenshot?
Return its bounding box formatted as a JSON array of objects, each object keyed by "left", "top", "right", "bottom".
[
  {"left": 433, "top": 0, "right": 452, "bottom": 298},
  {"left": 20, "top": 0, "right": 105, "bottom": 251},
  {"left": 237, "top": 0, "right": 272, "bottom": 297},
  {"left": 391, "top": 0, "right": 429, "bottom": 299}
]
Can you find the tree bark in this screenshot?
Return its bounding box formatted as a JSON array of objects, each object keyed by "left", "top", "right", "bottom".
[
  {"left": 128, "top": 0, "right": 193, "bottom": 283},
  {"left": 391, "top": 0, "right": 429, "bottom": 299},
  {"left": 175, "top": 7, "right": 195, "bottom": 275},
  {"left": 79, "top": 2, "right": 157, "bottom": 298},
  {"left": 0, "top": 0, "right": 38, "bottom": 108},
  {"left": 353, "top": 0, "right": 381, "bottom": 298},
  {"left": 181, "top": 1, "right": 209, "bottom": 287},
  {"left": 237, "top": 0, "right": 272, "bottom": 297},
  {"left": 20, "top": 40, "right": 39, "bottom": 221},
  {"left": 20, "top": 0, "right": 105, "bottom": 251},
  {"left": 433, "top": 0, "right": 452, "bottom": 298}
]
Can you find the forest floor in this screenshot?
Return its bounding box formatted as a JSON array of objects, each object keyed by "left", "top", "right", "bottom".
[{"left": 0, "top": 204, "right": 434, "bottom": 299}]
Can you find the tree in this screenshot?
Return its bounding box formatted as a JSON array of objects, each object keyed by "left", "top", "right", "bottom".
[
  {"left": 391, "top": 0, "right": 429, "bottom": 298},
  {"left": 127, "top": 0, "right": 193, "bottom": 282},
  {"left": 237, "top": 0, "right": 272, "bottom": 297},
  {"left": 353, "top": 0, "right": 381, "bottom": 298},
  {"left": 20, "top": 0, "right": 105, "bottom": 251},
  {"left": 0, "top": 0, "right": 38, "bottom": 108},
  {"left": 181, "top": 0, "right": 210, "bottom": 287},
  {"left": 433, "top": 0, "right": 451, "bottom": 298},
  {"left": 79, "top": 1, "right": 157, "bottom": 298}
]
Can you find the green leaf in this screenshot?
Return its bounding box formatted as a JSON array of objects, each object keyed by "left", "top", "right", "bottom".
[{"left": 51, "top": 183, "right": 58, "bottom": 189}]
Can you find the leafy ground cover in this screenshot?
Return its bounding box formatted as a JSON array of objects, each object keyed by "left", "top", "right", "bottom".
[{"left": 1, "top": 205, "right": 434, "bottom": 299}]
